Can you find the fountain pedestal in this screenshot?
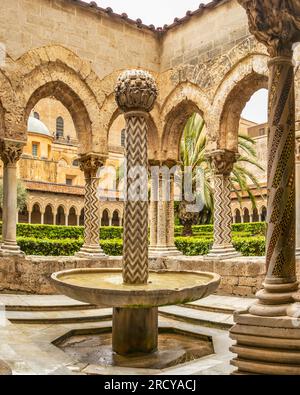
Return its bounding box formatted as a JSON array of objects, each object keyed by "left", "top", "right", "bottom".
[{"left": 112, "top": 307, "right": 158, "bottom": 355}]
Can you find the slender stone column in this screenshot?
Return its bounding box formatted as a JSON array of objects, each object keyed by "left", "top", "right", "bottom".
[
  {"left": 76, "top": 154, "right": 106, "bottom": 258},
  {"left": 296, "top": 157, "right": 300, "bottom": 255},
  {"left": 149, "top": 162, "right": 182, "bottom": 257},
  {"left": 207, "top": 150, "right": 240, "bottom": 259},
  {"left": 41, "top": 212, "right": 45, "bottom": 225},
  {"left": 230, "top": 0, "right": 300, "bottom": 375},
  {"left": 113, "top": 69, "right": 158, "bottom": 354},
  {"left": 149, "top": 172, "right": 158, "bottom": 249},
  {"left": 0, "top": 139, "right": 25, "bottom": 256}
]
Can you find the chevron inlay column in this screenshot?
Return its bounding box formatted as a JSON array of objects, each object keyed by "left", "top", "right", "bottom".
[
  {"left": 207, "top": 150, "right": 240, "bottom": 259},
  {"left": 230, "top": 0, "right": 300, "bottom": 376},
  {"left": 113, "top": 69, "right": 159, "bottom": 354},
  {"left": 76, "top": 154, "right": 106, "bottom": 258}
]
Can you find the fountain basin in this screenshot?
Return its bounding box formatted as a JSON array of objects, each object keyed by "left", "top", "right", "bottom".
[{"left": 51, "top": 268, "right": 220, "bottom": 308}]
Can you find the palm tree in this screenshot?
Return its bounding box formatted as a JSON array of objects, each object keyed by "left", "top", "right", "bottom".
[{"left": 176, "top": 113, "right": 264, "bottom": 236}]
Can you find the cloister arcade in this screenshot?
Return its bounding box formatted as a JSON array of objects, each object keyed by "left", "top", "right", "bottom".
[
  {"left": 0, "top": 0, "right": 300, "bottom": 376},
  {"left": 0, "top": 36, "right": 299, "bottom": 258}
]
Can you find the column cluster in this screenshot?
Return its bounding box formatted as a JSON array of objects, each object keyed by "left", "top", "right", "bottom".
[
  {"left": 76, "top": 154, "right": 106, "bottom": 258},
  {"left": 207, "top": 149, "right": 240, "bottom": 259},
  {"left": 149, "top": 160, "right": 182, "bottom": 257},
  {"left": 0, "top": 139, "right": 25, "bottom": 256}
]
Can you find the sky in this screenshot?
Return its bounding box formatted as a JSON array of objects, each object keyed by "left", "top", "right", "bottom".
[{"left": 82, "top": 1, "right": 268, "bottom": 124}]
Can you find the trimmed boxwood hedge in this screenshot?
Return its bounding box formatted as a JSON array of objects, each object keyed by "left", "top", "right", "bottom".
[
  {"left": 16, "top": 235, "right": 265, "bottom": 257},
  {"left": 0, "top": 222, "right": 265, "bottom": 240}
]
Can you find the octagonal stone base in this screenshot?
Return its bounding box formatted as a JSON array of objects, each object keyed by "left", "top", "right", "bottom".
[{"left": 55, "top": 327, "right": 214, "bottom": 372}]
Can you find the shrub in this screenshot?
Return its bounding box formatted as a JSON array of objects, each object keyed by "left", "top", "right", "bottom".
[{"left": 233, "top": 236, "right": 265, "bottom": 256}]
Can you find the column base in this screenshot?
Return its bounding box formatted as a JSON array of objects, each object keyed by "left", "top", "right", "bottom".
[
  {"left": 296, "top": 248, "right": 300, "bottom": 257},
  {"left": 149, "top": 246, "right": 182, "bottom": 257},
  {"left": 76, "top": 244, "right": 107, "bottom": 259},
  {"left": 206, "top": 245, "right": 241, "bottom": 260},
  {"left": 230, "top": 309, "right": 300, "bottom": 375},
  {"left": 287, "top": 288, "right": 300, "bottom": 319},
  {"left": 112, "top": 307, "right": 158, "bottom": 355},
  {"left": 0, "top": 241, "right": 24, "bottom": 257},
  {"left": 249, "top": 281, "right": 299, "bottom": 317}
]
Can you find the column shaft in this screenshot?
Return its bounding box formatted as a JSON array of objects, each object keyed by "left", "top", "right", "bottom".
[
  {"left": 123, "top": 113, "right": 149, "bottom": 285},
  {"left": 250, "top": 55, "right": 298, "bottom": 316},
  {"left": 0, "top": 139, "right": 24, "bottom": 256},
  {"left": 207, "top": 150, "right": 240, "bottom": 259}
]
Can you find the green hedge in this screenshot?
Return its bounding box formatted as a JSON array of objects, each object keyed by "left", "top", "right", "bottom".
[
  {"left": 17, "top": 236, "right": 265, "bottom": 257},
  {"left": 9, "top": 222, "right": 266, "bottom": 240},
  {"left": 17, "top": 237, "right": 123, "bottom": 257}
]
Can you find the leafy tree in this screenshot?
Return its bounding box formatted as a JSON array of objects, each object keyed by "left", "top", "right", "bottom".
[
  {"left": 176, "top": 113, "right": 264, "bottom": 236},
  {"left": 0, "top": 179, "right": 28, "bottom": 211}
]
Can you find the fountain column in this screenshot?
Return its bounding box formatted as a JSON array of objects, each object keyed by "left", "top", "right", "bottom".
[
  {"left": 149, "top": 161, "right": 182, "bottom": 257},
  {"left": 0, "top": 139, "right": 25, "bottom": 256},
  {"left": 113, "top": 69, "right": 158, "bottom": 355},
  {"left": 207, "top": 149, "right": 240, "bottom": 259},
  {"left": 76, "top": 154, "right": 106, "bottom": 258},
  {"left": 230, "top": 0, "right": 300, "bottom": 375}
]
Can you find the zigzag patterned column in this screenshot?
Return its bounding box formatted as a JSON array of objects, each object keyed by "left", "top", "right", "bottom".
[
  {"left": 123, "top": 113, "right": 149, "bottom": 284},
  {"left": 113, "top": 69, "right": 158, "bottom": 355},
  {"left": 76, "top": 154, "right": 106, "bottom": 258},
  {"left": 207, "top": 150, "right": 240, "bottom": 259}
]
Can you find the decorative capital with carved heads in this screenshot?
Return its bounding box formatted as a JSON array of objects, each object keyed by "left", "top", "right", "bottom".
[
  {"left": 0, "top": 139, "right": 25, "bottom": 166},
  {"left": 115, "top": 69, "right": 158, "bottom": 113},
  {"left": 238, "top": 0, "right": 300, "bottom": 57},
  {"left": 78, "top": 153, "right": 106, "bottom": 178},
  {"left": 207, "top": 149, "right": 239, "bottom": 176}
]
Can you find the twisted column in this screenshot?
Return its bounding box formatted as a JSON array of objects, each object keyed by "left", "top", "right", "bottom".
[
  {"left": 250, "top": 55, "right": 297, "bottom": 316},
  {"left": 0, "top": 139, "right": 25, "bottom": 256},
  {"left": 207, "top": 150, "right": 240, "bottom": 259},
  {"left": 113, "top": 69, "right": 158, "bottom": 355},
  {"left": 76, "top": 154, "right": 106, "bottom": 258},
  {"left": 230, "top": 0, "right": 300, "bottom": 375}
]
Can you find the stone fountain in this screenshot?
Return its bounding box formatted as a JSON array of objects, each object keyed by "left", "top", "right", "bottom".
[{"left": 51, "top": 70, "right": 220, "bottom": 359}]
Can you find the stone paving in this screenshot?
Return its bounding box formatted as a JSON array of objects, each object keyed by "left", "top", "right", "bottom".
[{"left": 0, "top": 293, "right": 254, "bottom": 375}]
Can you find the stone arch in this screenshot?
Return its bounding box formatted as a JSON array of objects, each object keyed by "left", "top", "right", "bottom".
[
  {"left": 101, "top": 209, "right": 111, "bottom": 227},
  {"left": 112, "top": 210, "right": 121, "bottom": 227},
  {"left": 243, "top": 207, "right": 251, "bottom": 223},
  {"left": 31, "top": 202, "right": 42, "bottom": 224},
  {"left": 13, "top": 45, "right": 108, "bottom": 155},
  {"left": 44, "top": 204, "right": 54, "bottom": 225},
  {"left": 252, "top": 207, "right": 259, "bottom": 222},
  {"left": 0, "top": 69, "right": 25, "bottom": 140},
  {"left": 213, "top": 54, "right": 269, "bottom": 151},
  {"left": 234, "top": 208, "right": 242, "bottom": 224},
  {"left": 68, "top": 206, "right": 77, "bottom": 226},
  {"left": 103, "top": 93, "right": 160, "bottom": 160},
  {"left": 160, "top": 82, "right": 211, "bottom": 161},
  {"left": 56, "top": 205, "right": 66, "bottom": 226}
]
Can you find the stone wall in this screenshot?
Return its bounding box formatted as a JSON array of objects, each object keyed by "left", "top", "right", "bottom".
[
  {"left": 1, "top": 255, "right": 299, "bottom": 297},
  {"left": 0, "top": 0, "right": 160, "bottom": 78}
]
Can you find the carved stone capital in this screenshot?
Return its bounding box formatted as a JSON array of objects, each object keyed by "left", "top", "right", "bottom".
[
  {"left": 207, "top": 149, "right": 239, "bottom": 176},
  {"left": 238, "top": 0, "right": 300, "bottom": 57},
  {"left": 115, "top": 69, "right": 158, "bottom": 113},
  {"left": 0, "top": 139, "right": 25, "bottom": 166},
  {"left": 79, "top": 153, "right": 105, "bottom": 178}
]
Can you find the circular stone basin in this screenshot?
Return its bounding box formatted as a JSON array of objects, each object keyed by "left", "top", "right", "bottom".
[{"left": 51, "top": 269, "right": 220, "bottom": 308}]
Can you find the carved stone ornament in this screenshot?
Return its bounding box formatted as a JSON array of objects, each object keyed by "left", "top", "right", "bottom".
[
  {"left": 115, "top": 69, "right": 158, "bottom": 113},
  {"left": 0, "top": 139, "right": 25, "bottom": 166},
  {"left": 78, "top": 154, "right": 104, "bottom": 178},
  {"left": 238, "top": 0, "right": 300, "bottom": 57},
  {"left": 208, "top": 149, "right": 239, "bottom": 176}
]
